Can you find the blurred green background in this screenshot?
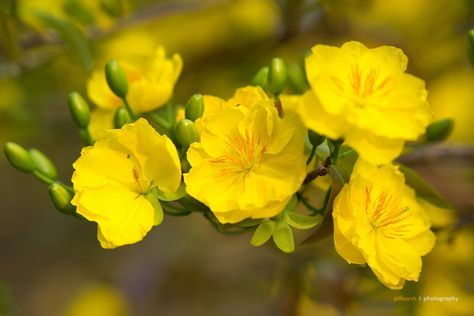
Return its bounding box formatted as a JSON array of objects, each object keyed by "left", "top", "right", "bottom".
[{"left": 1, "top": 0, "right": 473, "bottom": 315}]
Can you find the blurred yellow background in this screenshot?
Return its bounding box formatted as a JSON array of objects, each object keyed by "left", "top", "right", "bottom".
[{"left": 1, "top": 0, "right": 473, "bottom": 315}]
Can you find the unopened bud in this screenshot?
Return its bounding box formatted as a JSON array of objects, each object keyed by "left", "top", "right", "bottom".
[
  {"left": 4, "top": 142, "right": 35, "bottom": 173},
  {"left": 48, "top": 183, "right": 75, "bottom": 214},
  {"left": 105, "top": 60, "right": 128, "bottom": 98},
  {"left": 114, "top": 107, "right": 133, "bottom": 128},
  {"left": 68, "top": 92, "right": 90, "bottom": 128},
  {"left": 175, "top": 119, "right": 199, "bottom": 148},
  {"left": 185, "top": 94, "right": 204, "bottom": 121},
  {"left": 268, "top": 58, "right": 287, "bottom": 95},
  {"left": 425, "top": 119, "right": 454, "bottom": 143},
  {"left": 252, "top": 67, "right": 269, "bottom": 90},
  {"left": 287, "top": 62, "right": 308, "bottom": 93},
  {"left": 29, "top": 148, "right": 57, "bottom": 179}
]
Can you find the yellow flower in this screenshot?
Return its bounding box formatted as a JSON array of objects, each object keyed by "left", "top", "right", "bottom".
[
  {"left": 86, "top": 47, "right": 183, "bottom": 139},
  {"left": 71, "top": 118, "right": 181, "bottom": 248},
  {"left": 333, "top": 160, "right": 435, "bottom": 289},
  {"left": 299, "top": 41, "right": 432, "bottom": 164},
  {"left": 184, "top": 87, "right": 307, "bottom": 223}
]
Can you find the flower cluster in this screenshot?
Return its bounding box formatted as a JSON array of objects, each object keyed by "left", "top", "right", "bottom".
[{"left": 5, "top": 41, "right": 451, "bottom": 290}]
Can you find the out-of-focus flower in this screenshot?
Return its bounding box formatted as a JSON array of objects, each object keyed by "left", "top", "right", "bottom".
[
  {"left": 17, "top": 0, "right": 123, "bottom": 30},
  {"left": 61, "top": 283, "right": 130, "bottom": 316},
  {"left": 71, "top": 118, "right": 181, "bottom": 248},
  {"left": 416, "top": 230, "right": 474, "bottom": 316},
  {"left": 298, "top": 41, "right": 432, "bottom": 164},
  {"left": 333, "top": 160, "right": 435, "bottom": 289},
  {"left": 184, "top": 87, "right": 306, "bottom": 224},
  {"left": 86, "top": 47, "right": 182, "bottom": 139},
  {"left": 429, "top": 68, "right": 474, "bottom": 144}
]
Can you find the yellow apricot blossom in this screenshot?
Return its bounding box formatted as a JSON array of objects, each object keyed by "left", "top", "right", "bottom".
[
  {"left": 71, "top": 118, "right": 181, "bottom": 248},
  {"left": 299, "top": 41, "right": 432, "bottom": 164},
  {"left": 184, "top": 87, "right": 307, "bottom": 224},
  {"left": 333, "top": 160, "right": 435, "bottom": 289},
  {"left": 86, "top": 47, "right": 182, "bottom": 138}
]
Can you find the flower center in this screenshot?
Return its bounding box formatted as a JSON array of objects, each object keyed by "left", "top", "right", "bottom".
[
  {"left": 210, "top": 128, "right": 268, "bottom": 176},
  {"left": 331, "top": 65, "right": 391, "bottom": 107},
  {"left": 365, "top": 187, "right": 412, "bottom": 238},
  {"left": 127, "top": 154, "right": 151, "bottom": 194}
]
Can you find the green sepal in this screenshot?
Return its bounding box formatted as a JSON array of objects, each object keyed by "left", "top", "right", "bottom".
[
  {"left": 272, "top": 221, "right": 295, "bottom": 253},
  {"left": 284, "top": 194, "right": 298, "bottom": 212},
  {"left": 4, "top": 142, "right": 35, "bottom": 173},
  {"left": 145, "top": 189, "right": 164, "bottom": 226},
  {"left": 284, "top": 213, "right": 322, "bottom": 230},
  {"left": 238, "top": 218, "right": 262, "bottom": 227},
  {"left": 29, "top": 148, "right": 58, "bottom": 179},
  {"left": 251, "top": 219, "right": 275, "bottom": 247},
  {"left": 155, "top": 185, "right": 187, "bottom": 202}
]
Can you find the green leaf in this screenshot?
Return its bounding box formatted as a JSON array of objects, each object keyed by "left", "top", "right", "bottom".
[
  {"left": 272, "top": 221, "right": 295, "bottom": 253},
  {"left": 35, "top": 12, "right": 92, "bottom": 70},
  {"left": 398, "top": 163, "right": 453, "bottom": 209},
  {"left": 285, "top": 213, "right": 322, "bottom": 230},
  {"left": 155, "top": 185, "right": 187, "bottom": 201},
  {"left": 250, "top": 219, "right": 275, "bottom": 247}
]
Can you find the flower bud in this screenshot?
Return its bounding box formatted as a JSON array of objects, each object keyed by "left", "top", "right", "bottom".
[
  {"left": 105, "top": 60, "right": 128, "bottom": 98},
  {"left": 469, "top": 30, "right": 474, "bottom": 66},
  {"left": 4, "top": 142, "right": 35, "bottom": 173},
  {"left": 308, "top": 130, "right": 325, "bottom": 147},
  {"left": 252, "top": 66, "right": 269, "bottom": 90},
  {"left": 268, "top": 58, "right": 287, "bottom": 95},
  {"left": 114, "top": 107, "right": 133, "bottom": 128},
  {"left": 287, "top": 62, "right": 308, "bottom": 93},
  {"left": 68, "top": 92, "right": 90, "bottom": 128},
  {"left": 425, "top": 119, "right": 454, "bottom": 143},
  {"left": 185, "top": 94, "right": 204, "bottom": 121},
  {"left": 48, "top": 183, "right": 75, "bottom": 215},
  {"left": 29, "top": 148, "right": 57, "bottom": 179},
  {"left": 175, "top": 119, "right": 199, "bottom": 148}
]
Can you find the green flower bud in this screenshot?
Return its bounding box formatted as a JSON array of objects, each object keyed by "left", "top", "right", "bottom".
[
  {"left": 29, "top": 148, "right": 57, "bottom": 179},
  {"left": 252, "top": 66, "right": 269, "bottom": 90},
  {"left": 48, "top": 183, "right": 75, "bottom": 215},
  {"left": 308, "top": 130, "right": 325, "bottom": 147},
  {"left": 105, "top": 60, "right": 128, "bottom": 98},
  {"left": 4, "top": 142, "right": 35, "bottom": 173},
  {"left": 175, "top": 119, "right": 199, "bottom": 148},
  {"left": 268, "top": 58, "right": 287, "bottom": 95},
  {"left": 68, "top": 92, "right": 90, "bottom": 128},
  {"left": 287, "top": 62, "right": 308, "bottom": 93},
  {"left": 469, "top": 30, "right": 474, "bottom": 66},
  {"left": 114, "top": 107, "right": 133, "bottom": 128},
  {"left": 425, "top": 119, "right": 454, "bottom": 143},
  {"left": 185, "top": 94, "right": 204, "bottom": 121}
]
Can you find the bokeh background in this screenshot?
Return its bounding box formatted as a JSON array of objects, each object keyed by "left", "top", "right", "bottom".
[{"left": 1, "top": 0, "right": 473, "bottom": 315}]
